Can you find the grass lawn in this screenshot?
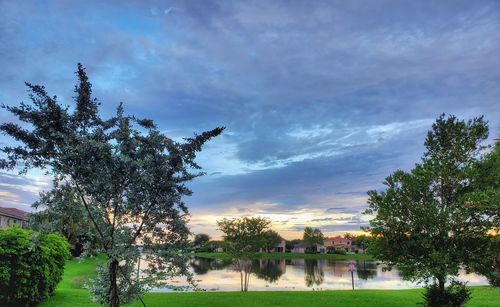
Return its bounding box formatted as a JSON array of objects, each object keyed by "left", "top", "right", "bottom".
[
  {"left": 195, "top": 252, "right": 375, "bottom": 260},
  {"left": 40, "top": 255, "right": 500, "bottom": 307}
]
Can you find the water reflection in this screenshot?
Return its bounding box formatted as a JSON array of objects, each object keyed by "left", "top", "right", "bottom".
[{"left": 177, "top": 258, "right": 489, "bottom": 292}]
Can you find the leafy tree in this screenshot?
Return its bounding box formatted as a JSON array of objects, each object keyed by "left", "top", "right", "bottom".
[
  {"left": 286, "top": 238, "right": 302, "bottom": 251},
  {"left": 263, "top": 229, "right": 282, "bottom": 252},
  {"left": 462, "top": 144, "right": 500, "bottom": 286},
  {"left": 343, "top": 232, "right": 354, "bottom": 240},
  {"left": 29, "top": 180, "right": 99, "bottom": 257},
  {"left": 0, "top": 64, "right": 223, "bottom": 306},
  {"left": 365, "top": 114, "right": 495, "bottom": 304},
  {"left": 192, "top": 233, "right": 211, "bottom": 248},
  {"left": 217, "top": 217, "right": 270, "bottom": 291},
  {"left": 351, "top": 235, "right": 373, "bottom": 254},
  {"left": 303, "top": 227, "right": 324, "bottom": 252}
]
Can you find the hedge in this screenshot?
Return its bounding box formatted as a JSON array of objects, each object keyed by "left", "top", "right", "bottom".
[{"left": 0, "top": 226, "right": 70, "bottom": 306}]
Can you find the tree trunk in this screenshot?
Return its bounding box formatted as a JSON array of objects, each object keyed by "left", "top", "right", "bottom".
[
  {"left": 109, "top": 260, "right": 120, "bottom": 307},
  {"left": 437, "top": 276, "right": 446, "bottom": 297}
]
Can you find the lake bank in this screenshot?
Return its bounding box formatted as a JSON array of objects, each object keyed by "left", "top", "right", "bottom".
[
  {"left": 195, "top": 252, "right": 375, "bottom": 260},
  {"left": 38, "top": 256, "right": 499, "bottom": 306}
]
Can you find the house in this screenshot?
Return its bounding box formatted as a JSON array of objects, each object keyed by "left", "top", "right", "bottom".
[
  {"left": 292, "top": 242, "right": 307, "bottom": 253},
  {"left": 270, "top": 239, "right": 286, "bottom": 253},
  {"left": 292, "top": 242, "right": 326, "bottom": 254},
  {"left": 0, "top": 207, "right": 29, "bottom": 229},
  {"left": 324, "top": 236, "right": 351, "bottom": 251}
]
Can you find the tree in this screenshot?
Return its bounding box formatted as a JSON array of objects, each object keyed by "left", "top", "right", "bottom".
[
  {"left": 217, "top": 217, "right": 270, "bottom": 291},
  {"left": 351, "top": 235, "right": 373, "bottom": 254},
  {"left": 192, "top": 233, "right": 210, "bottom": 248},
  {"left": 29, "top": 180, "right": 99, "bottom": 257},
  {"left": 303, "top": 227, "right": 324, "bottom": 252},
  {"left": 462, "top": 144, "right": 500, "bottom": 286},
  {"left": 263, "top": 230, "right": 282, "bottom": 252},
  {"left": 365, "top": 114, "right": 494, "bottom": 304},
  {"left": 0, "top": 64, "right": 223, "bottom": 306},
  {"left": 286, "top": 238, "right": 302, "bottom": 251},
  {"left": 343, "top": 232, "right": 354, "bottom": 240}
]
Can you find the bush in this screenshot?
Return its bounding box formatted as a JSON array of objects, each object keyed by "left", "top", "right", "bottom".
[
  {"left": 333, "top": 249, "right": 347, "bottom": 255},
  {"left": 423, "top": 280, "right": 471, "bottom": 307},
  {"left": 0, "top": 226, "right": 70, "bottom": 306}
]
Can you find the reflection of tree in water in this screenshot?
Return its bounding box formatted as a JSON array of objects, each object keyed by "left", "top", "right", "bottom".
[
  {"left": 190, "top": 258, "right": 232, "bottom": 275},
  {"left": 356, "top": 260, "right": 377, "bottom": 280},
  {"left": 252, "top": 259, "right": 286, "bottom": 283},
  {"left": 233, "top": 259, "right": 253, "bottom": 291},
  {"left": 304, "top": 259, "right": 324, "bottom": 287}
]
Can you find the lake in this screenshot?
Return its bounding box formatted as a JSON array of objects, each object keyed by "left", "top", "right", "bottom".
[{"left": 155, "top": 257, "right": 489, "bottom": 292}]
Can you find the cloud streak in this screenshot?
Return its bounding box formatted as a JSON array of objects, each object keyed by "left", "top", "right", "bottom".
[{"left": 0, "top": 0, "right": 499, "bottom": 238}]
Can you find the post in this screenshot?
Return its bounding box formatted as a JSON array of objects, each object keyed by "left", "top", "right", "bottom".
[
  {"left": 351, "top": 271, "right": 354, "bottom": 290},
  {"left": 347, "top": 261, "right": 356, "bottom": 290}
]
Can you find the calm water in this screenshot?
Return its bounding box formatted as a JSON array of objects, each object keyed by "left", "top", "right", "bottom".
[{"left": 156, "top": 257, "right": 488, "bottom": 292}]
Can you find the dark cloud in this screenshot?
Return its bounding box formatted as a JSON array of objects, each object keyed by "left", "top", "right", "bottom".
[{"left": 0, "top": 1, "right": 499, "bottom": 236}]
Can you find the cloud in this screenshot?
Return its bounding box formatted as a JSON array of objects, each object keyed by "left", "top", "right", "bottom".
[{"left": 0, "top": 0, "right": 499, "bottom": 238}]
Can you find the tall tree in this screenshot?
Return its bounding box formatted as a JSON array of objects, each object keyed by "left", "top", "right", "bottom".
[
  {"left": 0, "top": 64, "right": 223, "bottom": 306},
  {"left": 29, "top": 179, "right": 99, "bottom": 257},
  {"left": 462, "top": 144, "right": 500, "bottom": 286},
  {"left": 303, "top": 227, "right": 324, "bottom": 252},
  {"left": 217, "top": 217, "right": 270, "bottom": 291},
  {"left": 365, "top": 114, "right": 494, "bottom": 303},
  {"left": 351, "top": 234, "right": 373, "bottom": 254},
  {"left": 263, "top": 230, "right": 282, "bottom": 253},
  {"left": 192, "top": 233, "right": 211, "bottom": 248}
]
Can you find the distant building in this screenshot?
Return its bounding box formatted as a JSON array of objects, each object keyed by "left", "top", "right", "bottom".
[
  {"left": 323, "top": 236, "right": 351, "bottom": 248},
  {"left": 324, "top": 236, "right": 364, "bottom": 253},
  {"left": 292, "top": 242, "right": 307, "bottom": 253},
  {"left": 292, "top": 242, "right": 326, "bottom": 254},
  {"left": 0, "top": 207, "right": 29, "bottom": 229},
  {"left": 270, "top": 239, "right": 286, "bottom": 253}
]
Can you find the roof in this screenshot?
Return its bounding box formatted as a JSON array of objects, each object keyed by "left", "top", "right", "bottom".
[
  {"left": 293, "top": 242, "right": 307, "bottom": 249},
  {"left": 0, "top": 207, "right": 29, "bottom": 221},
  {"left": 324, "top": 236, "right": 351, "bottom": 244}
]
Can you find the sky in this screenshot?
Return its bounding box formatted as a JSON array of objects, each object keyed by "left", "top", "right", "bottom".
[{"left": 0, "top": 0, "right": 499, "bottom": 240}]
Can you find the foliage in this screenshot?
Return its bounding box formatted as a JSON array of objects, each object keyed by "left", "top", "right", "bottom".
[
  {"left": 197, "top": 240, "right": 224, "bottom": 253},
  {"left": 0, "top": 64, "right": 223, "bottom": 306},
  {"left": 192, "top": 234, "right": 211, "bottom": 248},
  {"left": 217, "top": 217, "right": 271, "bottom": 291},
  {"left": 365, "top": 114, "right": 494, "bottom": 300},
  {"left": 303, "top": 227, "right": 324, "bottom": 252},
  {"left": 351, "top": 235, "right": 373, "bottom": 253},
  {"left": 423, "top": 280, "right": 471, "bottom": 307},
  {"left": 0, "top": 226, "right": 70, "bottom": 306},
  {"left": 285, "top": 239, "right": 302, "bottom": 251},
  {"left": 263, "top": 230, "right": 282, "bottom": 252},
  {"left": 217, "top": 217, "right": 271, "bottom": 258},
  {"left": 29, "top": 181, "right": 100, "bottom": 257},
  {"left": 462, "top": 144, "right": 500, "bottom": 286}
]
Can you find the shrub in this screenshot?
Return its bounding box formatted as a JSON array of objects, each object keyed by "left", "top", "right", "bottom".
[
  {"left": 0, "top": 226, "right": 70, "bottom": 306},
  {"left": 333, "top": 249, "right": 347, "bottom": 255},
  {"left": 423, "top": 280, "right": 471, "bottom": 307}
]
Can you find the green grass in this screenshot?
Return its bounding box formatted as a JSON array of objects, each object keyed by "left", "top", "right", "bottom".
[
  {"left": 40, "top": 255, "right": 500, "bottom": 307},
  {"left": 195, "top": 252, "right": 375, "bottom": 260}
]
